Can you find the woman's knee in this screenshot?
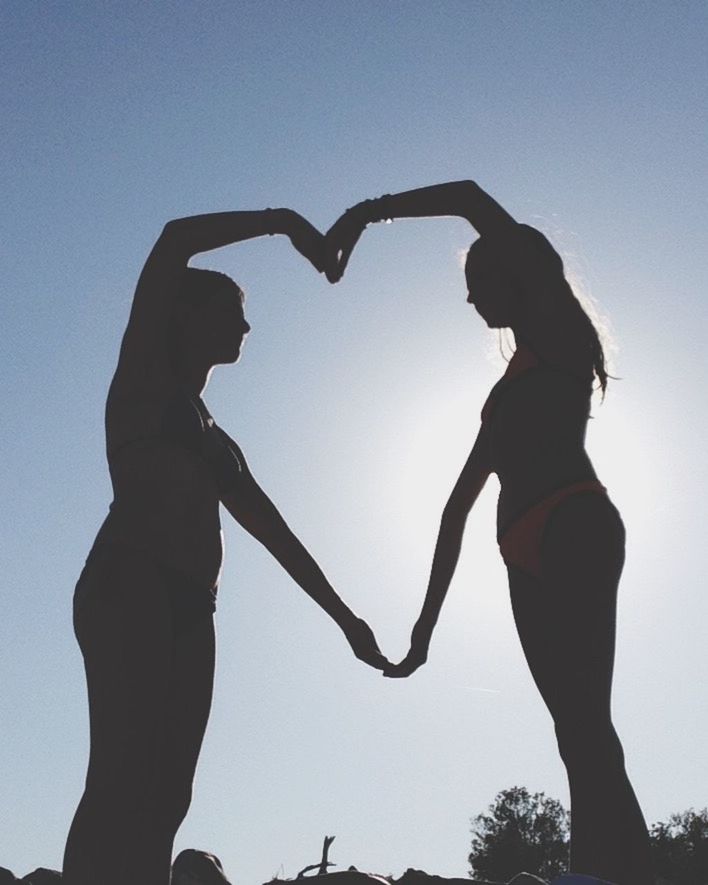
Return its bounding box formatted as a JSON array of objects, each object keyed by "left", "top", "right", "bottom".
[
  {"left": 554, "top": 716, "right": 626, "bottom": 777},
  {"left": 81, "top": 770, "right": 154, "bottom": 821},
  {"left": 156, "top": 779, "right": 194, "bottom": 833}
]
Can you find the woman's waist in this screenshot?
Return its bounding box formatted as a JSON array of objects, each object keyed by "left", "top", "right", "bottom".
[
  {"left": 93, "top": 511, "right": 223, "bottom": 590},
  {"left": 106, "top": 484, "right": 221, "bottom": 526},
  {"left": 107, "top": 442, "right": 222, "bottom": 499}
]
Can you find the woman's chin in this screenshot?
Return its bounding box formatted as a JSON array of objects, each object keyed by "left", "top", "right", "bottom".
[{"left": 213, "top": 348, "right": 242, "bottom": 366}]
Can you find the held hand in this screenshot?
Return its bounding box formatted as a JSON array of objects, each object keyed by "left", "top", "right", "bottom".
[
  {"left": 382, "top": 620, "right": 432, "bottom": 678},
  {"left": 342, "top": 615, "right": 389, "bottom": 671},
  {"left": 283, "top": 210, "right": 327, "bottom": 275},
  {"left": 325, "top": 204, "right": 368, "bottom": 283}
]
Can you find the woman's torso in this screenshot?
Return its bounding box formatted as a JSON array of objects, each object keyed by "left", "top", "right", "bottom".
[
  {"left": 91, "top": 378, "right": 230, "bottom": 590},
  {"left": 482, "top": 344, "right": 599, "bottom": 535}
]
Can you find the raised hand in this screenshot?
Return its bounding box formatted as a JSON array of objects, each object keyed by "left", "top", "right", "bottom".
[
  {"left": 382, "top": 620, "right": 432, "bottom": 678},
  {"left": 325, "top": 203, "right": 369, "bottom": 283},
  {"left": 281, "top": 209, "right": 327, "bottom": 275},
  {"left": 342, "top": 615, "right": 389, "bottom": 671}
]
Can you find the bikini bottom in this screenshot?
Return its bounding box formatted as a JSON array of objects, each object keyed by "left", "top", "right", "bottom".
[
  {"left": 74, "top": 542, "right": 217, "bottom": 636},
  {"left": 498, "top": 480, "right": 608, "bottom": 579}
]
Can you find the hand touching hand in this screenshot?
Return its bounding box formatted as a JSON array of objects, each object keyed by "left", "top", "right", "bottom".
[
  {"left": 382, "top": 620, "right": 432, "bottom": 678},
  {"left": 342, "top": 615, "right": 389, "bottom": 671},
  {"left": 282, "top": 209, "right": 327, "bottom": 275},
  {"left": 325, "top": 203, "right": 369, "bottom": 283}
]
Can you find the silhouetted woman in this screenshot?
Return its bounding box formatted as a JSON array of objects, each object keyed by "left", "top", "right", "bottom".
[
  {"left": 326, "top": 182, "right": 653, "bottom": 885},
  {"left": 64, "top": 209, "right": 385, "bottom": 885}
]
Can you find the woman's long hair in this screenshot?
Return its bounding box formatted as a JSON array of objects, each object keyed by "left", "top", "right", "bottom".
[{"left": 466, "top": 224, "right": 609, "bottom": 395}]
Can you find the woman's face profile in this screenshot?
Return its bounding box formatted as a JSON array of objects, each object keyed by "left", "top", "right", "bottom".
[
  {"left": 466, "top": 256, "right": 518, "bottom": 329},
  {"left": 214, "top": 290, "right": 250, "bottom": 363},
  {"left": 191, "top": 288, "right": 251, "bottom": 365}
]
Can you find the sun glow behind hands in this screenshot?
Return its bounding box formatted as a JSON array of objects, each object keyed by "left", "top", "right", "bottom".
[{"left": 364, "top": 367, "right": 512, "bottom": 645}]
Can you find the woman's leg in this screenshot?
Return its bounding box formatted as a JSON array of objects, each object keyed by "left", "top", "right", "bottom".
[
  {"left": 64, "top": 549, "right": 179, "bottom": 885},
  {"left": 151, "top": 611, "right": 216, "bottom": 859},
  {"left": 508, "top": 494, "right": 652, "bottom": 885}
]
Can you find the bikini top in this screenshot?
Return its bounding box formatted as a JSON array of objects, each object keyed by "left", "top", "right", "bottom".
[
  {"left": 480, "top": 343, "right": 591, "bottom": 425},
  {"left": 110, "top": 389, "right": 245, "bottom": 497}
]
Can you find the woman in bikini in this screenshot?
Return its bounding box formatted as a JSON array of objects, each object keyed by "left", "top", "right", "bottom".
[
  {"left": 326, "top": 182, "right": 653, "bottom": 885},
  {"left": 63, "top": 208, "right": 386, "bottom": 885}
]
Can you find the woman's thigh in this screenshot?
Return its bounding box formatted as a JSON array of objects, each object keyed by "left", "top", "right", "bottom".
[
  {"left": 74, "top": 547, "right": 177, "bottom": 796},
  {"left": 508, "top": 493, "right": 625, "bottom": 721},
  {"left": 161, "top": 614, "right": 216, "bottom": 798}
]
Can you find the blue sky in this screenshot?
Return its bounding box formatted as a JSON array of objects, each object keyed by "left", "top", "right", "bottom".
[{"left": 2, "top": 1, "right": 707, "bottom": 881}]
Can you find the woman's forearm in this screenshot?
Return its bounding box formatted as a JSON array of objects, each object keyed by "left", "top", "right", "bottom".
[
  {"left": 258, "top": 518, "right": 357, "bottom": 629},
  {"left": 416, "top": 509, "right": 468, "bottom": 634},
  {"left": 358, "top": 180, "right": 516, "bottom": 237},
  {"left": 161, "top": 208, "right": 295, "bottom": 258}
]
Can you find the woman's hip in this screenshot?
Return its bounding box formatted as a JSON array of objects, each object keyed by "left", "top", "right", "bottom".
[{"left": 73, "top": 543, "right": 216, "bottom": 648}]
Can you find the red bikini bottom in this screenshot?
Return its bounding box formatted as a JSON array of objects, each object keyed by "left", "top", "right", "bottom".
[{"left": 498, "top": 480, "right": 608, "bottom": 579}]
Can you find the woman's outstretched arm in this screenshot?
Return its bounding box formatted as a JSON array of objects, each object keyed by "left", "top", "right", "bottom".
[
  {"left": 221, "top": 442, "right": 388, "bottom": 671},
  {"left": 326, "top": 181, "right": 516, "bottom": 281},
  {"left": 383, "top": 425, "right": 491, "bottom": 678},
  {"left": 161, "top": 208, "right": 325, "bottom": 272}
]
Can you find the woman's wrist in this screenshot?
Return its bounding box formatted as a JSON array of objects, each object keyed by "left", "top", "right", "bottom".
[
  {"left": 413, "top": 613, "right": 435, "bottom": 642},
  {"left": 372, "top": 193, "right": 393, "bottom": 222},
  {"left": 352, "top": 194, "right": 393, "bottom": 226},
  {"left": 333, "top": 604, "right": 360, "bottom": 632},
  {"left": 263, "top": 207, "right": 291, "bottom": 236}
]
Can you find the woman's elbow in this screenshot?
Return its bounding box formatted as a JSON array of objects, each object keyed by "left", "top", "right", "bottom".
[
  {"left": 154, "top": 219, "right": 193, "bottom": 257},
  {"left": 440, "top": 498, "right": 469, "bottom": 527},
  {"left": 160, "top": 218, "right": 186, "bottom": 242}
]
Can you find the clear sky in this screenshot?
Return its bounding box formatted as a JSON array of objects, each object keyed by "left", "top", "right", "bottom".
[{"left": 1, "top": 1, "right": 707, "bottom": 881}]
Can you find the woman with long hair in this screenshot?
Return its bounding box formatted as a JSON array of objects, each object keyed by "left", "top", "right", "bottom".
[
  {"left": 63, "top": 209, "right": 386, "bottom": 885},
  {"left": 326, "top": 182, "right": 653, "bottom": 885}
]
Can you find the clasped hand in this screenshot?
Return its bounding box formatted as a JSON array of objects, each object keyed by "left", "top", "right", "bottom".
[
  {"left": 341, "top": 614, "right": 431, "bottom": 679},
  {"left": 282, "top": 203, "right": 369, "bottom": 284}
]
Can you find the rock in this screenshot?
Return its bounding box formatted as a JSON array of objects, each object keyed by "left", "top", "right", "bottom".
[
  {"left": 21, "top": 871, "right": 61, "bottom": 885},
  {"left": 508, "top": 875, "right": 548, "bottom": 885},
  {"left": 268, "top": 874, "right": 390, "bottom": 885},
  {"left": 305, "top": 875, "right": 390, "bottom": 885},
  {"left": 395, "top": 869, "right": 498, "bottom": 885},
  {"left": 264, "top": 866, "right": 550, "bottom": 885},
  {"left": 548, "top": 877, "right": 617, "bottom": 885},
  {"left": 0, "top": 869, "right": 18, "bottom": 885},
  {"left": 172, "top": 849, "right": 232, "bottom": 885}
]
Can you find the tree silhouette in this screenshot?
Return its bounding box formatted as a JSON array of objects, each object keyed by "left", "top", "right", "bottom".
[
  {"left": 650, "top": 808, "right": 708, "bottom": 885},
  {"left": 468, "top": 786, "right": 569, "bottom": 882}
]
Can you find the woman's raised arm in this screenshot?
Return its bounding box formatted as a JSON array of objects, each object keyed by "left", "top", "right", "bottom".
[
  {"left": 326, "top": 181, "right": 516, "bottom": 281},
  {"left": 114, "top": 209, "right": 324, "bottom": 391},
  {"left": 161, "top": 208, "right": 325, "bottom": 272}
]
